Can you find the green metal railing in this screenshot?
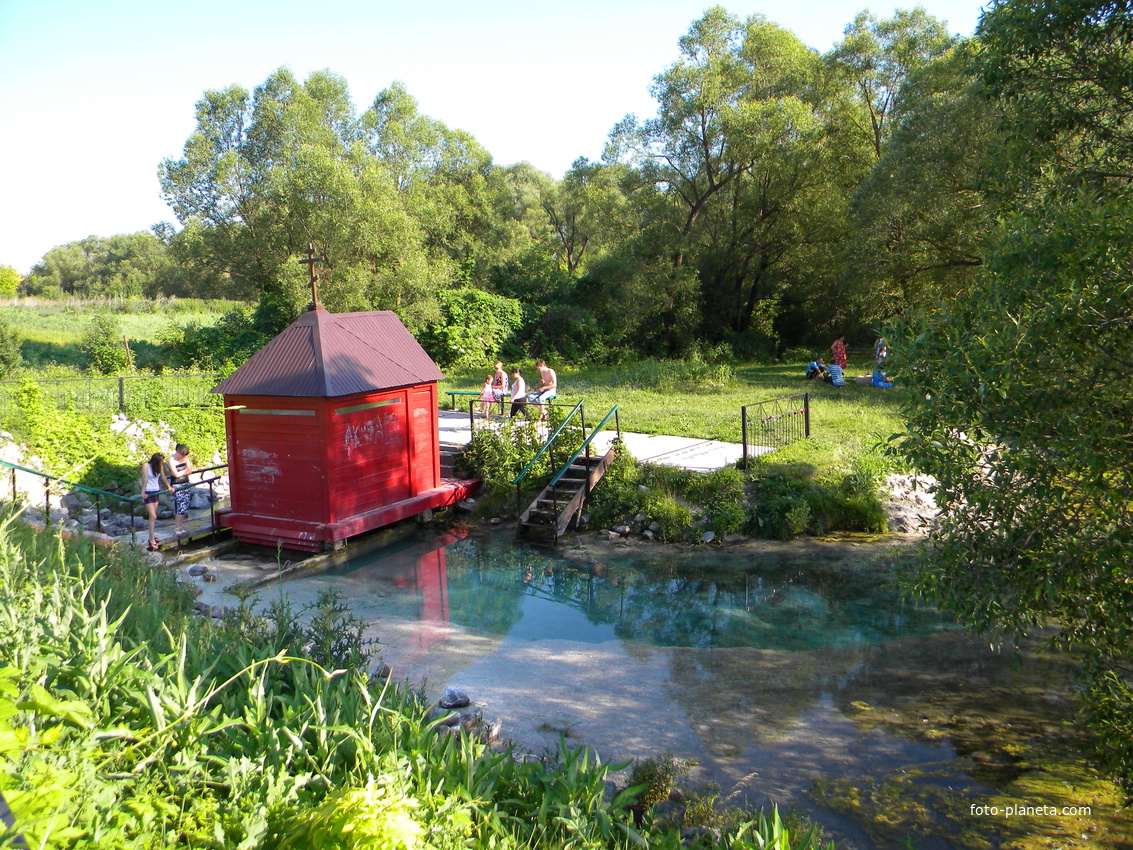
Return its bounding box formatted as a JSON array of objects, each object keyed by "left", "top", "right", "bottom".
[
  {"left": 0, "top": 460, "right": 229, "bottom": 543},
  {"left": 547, "top": 405, "right": 620, "bottom": 489},
  {"left": 539, "top": 406, "right": 620, "bottom": 540},
  {"left": 511, "top": 401, "right": 586, "bottom": 516}
]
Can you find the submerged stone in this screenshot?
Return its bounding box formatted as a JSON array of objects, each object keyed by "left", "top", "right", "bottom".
[{"left": 440, "top": 686, "right": 470, "bottom": 709}]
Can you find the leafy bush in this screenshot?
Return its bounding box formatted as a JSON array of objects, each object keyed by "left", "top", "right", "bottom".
[
  {"left": 644, "top": 489, "right": 693, "bottom": 542},
  {"left": 460, "top": 406, "right": 586, "bottom": 514},
  {"left": 586, "top": 444, "right": 647, "bottom": 529},
  {"left": 689, "top": 467, "right": 746, "bottom": 536},
  {"left": 80, "top": 314, "right": 129, "bottom": 374},
  {"left": 160, "top": 305, "right": 269, "bottom": 371},
  {"left": 0, "top": 315, "right": 22, "bottom": 376},
  {"left": 418, "top": 288, "right": 525, "bottom": 370},
  {"left": 745, "top": 459, "right": 888, "bottom": 540},
  {"left": 629, "top": 751, "right": 688, "bottom": 810},
  {"left": 460, "top": 417, "right": 548, "bottom": 505}
]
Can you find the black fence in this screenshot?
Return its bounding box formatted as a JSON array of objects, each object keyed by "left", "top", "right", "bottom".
[
  {"left": 741, "top": 392, "right": 810, "bottom": 467},
  {"left": 0, "top": 374, "right": 222, "bottom": 419}
]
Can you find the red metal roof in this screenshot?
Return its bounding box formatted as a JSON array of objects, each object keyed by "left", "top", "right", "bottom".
[{"left": 212, "top": 308, "right": 444, "bottom": 397}]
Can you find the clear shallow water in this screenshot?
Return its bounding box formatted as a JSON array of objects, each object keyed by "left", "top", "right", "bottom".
[
  {"left": 329, "top": 530, "right": 956, "bottom": 651},
  {"left": 256, "top": 529, "right": 1087, "bottom": 850}
]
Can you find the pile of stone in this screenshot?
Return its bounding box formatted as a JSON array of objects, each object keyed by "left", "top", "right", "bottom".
[
  {"left": 882, "top": 472, "right": 939, "bottom": 534},
  {"left": 18, "top": 486, "right": 218, "bottom": 539},
  {"left": 427, "top": 686, "right": 502, "bottom": 746}
]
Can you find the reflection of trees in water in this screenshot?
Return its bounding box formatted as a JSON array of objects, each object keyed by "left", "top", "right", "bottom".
[
  {"left": 439, "top": 536, "right": 953, "bottom": 650},
  {"left": 606, "top": 563, "right": 951, "bottom": 651},
  {"left": 831, "top": 630, "right": 1083, "bottom": 776}
]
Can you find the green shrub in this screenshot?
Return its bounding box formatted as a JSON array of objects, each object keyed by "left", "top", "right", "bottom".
[
  {"left": 266, "top": 772, "right": 428, "bottom": 850},
  {"left": 691, "top": 467, "right": 746, "bottom": 536},
  {"left": 586, "top": 444, "right": 647, "bottom": 528},
  {"left": 746, "top": 461, "right": 888, "bottom": 539},
  {"left": 0, "top": 315, "right": 22, "bottom": 376},
  {"left": 418, "top": 288, "right": 525, "bottom": 370},
  {"left": 645, "top": 489, "right": 693, "bottom": 542},
  {"left": 629, "top": 751, "right": 688, "bottom": 810},
  {"left": 80, "top": 314, "right": 129, "bottom": 374}
]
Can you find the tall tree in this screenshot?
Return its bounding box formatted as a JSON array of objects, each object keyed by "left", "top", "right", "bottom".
[
  {"left": 361, "top": 83, "right": 529, "bottom": 287},
  {"left": 842, "top": 44, "right": 997, "bottom": 324},
  {"left": 829, "top": 8, "right": 957, "bottom": 160},
  {"left": 538, "top": 158, "right": 629, "bottom": 275},
  {"left": 160, "top": 69, "right": 437, "bottom": 330},
  {"left": 610, "top": 7, "right": 862, "bottom": 340},
  {"left": 894, "top": 0, "right": 1133, "bottom": 794},
  {"left": 0, "top": 265, "right": 22, "bottom": 298}
]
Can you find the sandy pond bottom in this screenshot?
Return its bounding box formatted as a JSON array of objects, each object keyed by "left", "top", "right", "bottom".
[{"left": 207, "top": 528, "right": 1127, "bottom": 849}]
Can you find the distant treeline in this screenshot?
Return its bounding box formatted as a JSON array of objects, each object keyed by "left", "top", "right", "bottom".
[{"left": 0, "top": 4, "right": 1085, "bottom": 370}]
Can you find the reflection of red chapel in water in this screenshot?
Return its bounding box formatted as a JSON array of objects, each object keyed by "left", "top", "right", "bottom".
[{"left": 212, "top": 306, "right": 478, "bottom": 552}]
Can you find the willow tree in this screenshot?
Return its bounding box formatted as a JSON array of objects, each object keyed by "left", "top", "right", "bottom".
[
  {"left": 894, "top": 0, "right": 1133, "bottom": 794},
  {"left": 608, "top": 7, "right": 863, "bottom": 342},
  {"left": 160, "top": 69, "right": 439, "bottom": 330},
  {"left": 842, "top": 44, "right": 998, "bottom": 325}
]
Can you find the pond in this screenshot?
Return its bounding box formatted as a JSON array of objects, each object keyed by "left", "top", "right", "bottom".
[{"left": 246, "top": 528, "right": 1100, "bottom": 849}]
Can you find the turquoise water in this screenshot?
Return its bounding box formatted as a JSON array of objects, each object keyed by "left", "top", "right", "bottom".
[
  {"left": 331, "top": 531, "right": 955, "bottom": 651},
  {"left": 282, "top": 530, "right": 1084, "bottom": 849}
]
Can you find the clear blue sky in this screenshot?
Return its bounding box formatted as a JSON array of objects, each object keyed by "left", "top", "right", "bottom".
[{"left": 0, "top": 0, "right": 989, "bottom": 274}]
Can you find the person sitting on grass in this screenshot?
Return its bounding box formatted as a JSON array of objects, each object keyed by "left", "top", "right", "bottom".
[
  {"left": 806, "top": 357, "right": 826, "bottom": 380},
  {"left": 872, "top": 368, "right": 894, "bottom": 388},
  {"left": 824, "top": 362, "right": 846, "bottom": 387}
]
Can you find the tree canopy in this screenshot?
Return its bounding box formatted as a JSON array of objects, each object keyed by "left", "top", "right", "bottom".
[{"left": 892, "top": 0, "right": 1133, "bottom": 794}]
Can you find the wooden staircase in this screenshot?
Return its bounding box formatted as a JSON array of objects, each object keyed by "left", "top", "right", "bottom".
[{"left": 518, "top": 448, "right": 616, "bottom": 543}]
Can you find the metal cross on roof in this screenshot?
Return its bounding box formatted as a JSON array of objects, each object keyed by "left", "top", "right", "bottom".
[{"left": 298, "top": 243, "right": 326, "bottom": 310}]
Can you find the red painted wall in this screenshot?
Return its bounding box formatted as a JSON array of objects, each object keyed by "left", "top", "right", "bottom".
[
  {"left": 224, "top": 384, "right": 440, "bottom": 531},
  {"left": 224, "top": 397, "right": 328, "bottom": 523}
]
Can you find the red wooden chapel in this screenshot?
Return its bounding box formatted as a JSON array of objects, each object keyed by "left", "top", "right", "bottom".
[{"left": 212, "top": 305, "right": 475, "bottom": 552}]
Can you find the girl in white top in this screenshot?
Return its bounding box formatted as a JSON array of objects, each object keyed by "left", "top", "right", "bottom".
[
  {"left": 139, "top": 452, "right": 173, "bottom": 551},
  {"left": 478, "top": 376, "right": 495, "bottom": 417},
  {"left": 509, "top": 369, "right": 528, "bottom": 418}
]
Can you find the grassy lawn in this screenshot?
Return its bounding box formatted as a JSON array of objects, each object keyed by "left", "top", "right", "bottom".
[{"left": 442, "top": 357, "right": 907, "bottom": 473}]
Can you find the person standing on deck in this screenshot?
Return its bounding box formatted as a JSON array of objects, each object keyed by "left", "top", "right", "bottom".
[
  {"left": 166, "top": 444, "right": 193, "bottom": 538},
  {"left": 140, "top": 453, "right": 173, "bottom": 551}
]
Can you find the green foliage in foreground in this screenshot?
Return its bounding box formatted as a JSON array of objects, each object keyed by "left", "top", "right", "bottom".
[
  {"left": 0, "top": 519, "right": 833, "bottom": 849},
  {"left": 890, "top": 0, "right": 1133, "bottom": 798}
]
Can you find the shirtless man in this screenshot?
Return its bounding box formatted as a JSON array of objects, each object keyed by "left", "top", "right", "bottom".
[{"left": 532, "top": 359, "right": 557, "bottom": 421}]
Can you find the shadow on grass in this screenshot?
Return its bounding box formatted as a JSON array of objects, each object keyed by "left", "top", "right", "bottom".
[{"left": 20, "top": 340, "right": 85, "bottom": 370}]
